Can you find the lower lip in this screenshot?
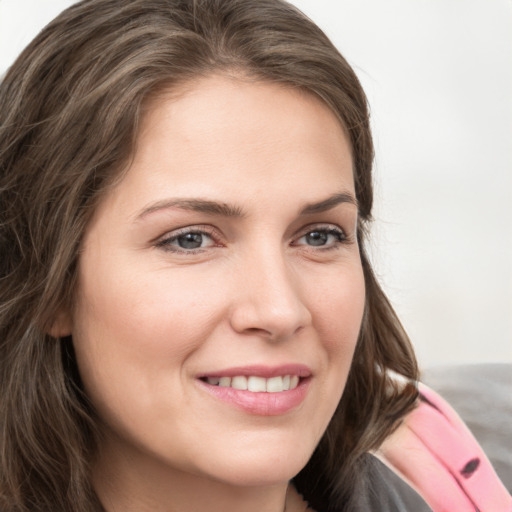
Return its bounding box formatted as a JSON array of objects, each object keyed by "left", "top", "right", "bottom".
[{"left": 197, "top": 378, "right": 310, "bottom": 416}]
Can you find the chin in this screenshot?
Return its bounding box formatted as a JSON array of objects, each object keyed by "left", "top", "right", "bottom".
[
  {"left": 193, "top": 435, "right": 316, "bottom": 488},
  {"left": 208, "top": 459, "right": 308, "bottom": 488}
]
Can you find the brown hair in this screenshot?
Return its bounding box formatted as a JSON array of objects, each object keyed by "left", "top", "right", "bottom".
[{"left": 0, "top": 1, "right": 418, "bottom": 510}]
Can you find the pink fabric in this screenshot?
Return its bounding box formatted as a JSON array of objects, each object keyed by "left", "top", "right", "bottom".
[{"left": 378, "top": 382, "right": 512, "bottom": 512}]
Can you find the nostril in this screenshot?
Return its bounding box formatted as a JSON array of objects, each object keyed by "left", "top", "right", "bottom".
[{"left": 243, "top": 327, "right": 274, "bottom": 338}]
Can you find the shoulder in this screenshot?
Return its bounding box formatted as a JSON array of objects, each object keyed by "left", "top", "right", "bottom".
[{"left": 350, "top": 454, "right": 432, "bottom": 512}]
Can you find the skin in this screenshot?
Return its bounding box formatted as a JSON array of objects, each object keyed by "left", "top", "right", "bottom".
[{"left": 57, "top": 75, "right": 366, "bottom": 512}]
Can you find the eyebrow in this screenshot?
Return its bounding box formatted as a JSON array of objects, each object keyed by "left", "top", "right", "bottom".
[
  {"left": 135, "top": 191, "right": 357, "bottom": 222},
  {"left": 299, "top": 192, "right": 358, "bottom": 215},
  {"left": 135, "top": 198, "right": 245, "bottom": 221}
]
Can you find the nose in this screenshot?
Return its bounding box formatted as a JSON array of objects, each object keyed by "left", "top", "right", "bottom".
[{"left": 228, "top": 251, "right": 312, "bottom": 341}]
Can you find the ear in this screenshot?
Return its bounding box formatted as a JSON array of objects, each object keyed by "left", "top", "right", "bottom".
[{"left": 47, "top": 309, "right": 72, "bottom": 338}]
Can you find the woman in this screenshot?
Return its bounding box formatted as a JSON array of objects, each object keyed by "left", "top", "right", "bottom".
[{"left": 0, "top": 0, "right": 442, "bottom": 510}]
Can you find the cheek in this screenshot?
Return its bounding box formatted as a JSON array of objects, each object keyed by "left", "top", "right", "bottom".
[
  {"left": 70, "top": 254, "right": 231, "bottom": 408},
  {"left": 298, "top": 263, "right": 365, "bottom": 443},
  {"left": 306, "top": 258, "right": 365, "bottom": 367},
  {"left": 69, "top": 270, "right": 210, "bottom": 438},
  {"left": 312, "top": 261, "right": 366, "bottom": 353},
  {"left": 74, "top": 255, "right": 219, "bottom": 348},
  {"left": 315, "top": 262, "right": 365, "bottom": 407}
]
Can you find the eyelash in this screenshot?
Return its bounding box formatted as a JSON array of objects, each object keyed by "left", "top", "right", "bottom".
[
  {"left": 155, "top": 224, "right": 349, "bottom": 254},
  {"left": 293, "top": 226, "right": 348, "bottom": 250},
  {"left": 155, "top": 225, "right": 219, "bottom": 254}
]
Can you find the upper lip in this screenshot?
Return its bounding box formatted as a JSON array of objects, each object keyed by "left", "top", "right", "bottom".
[{"left": 197, "top": 364, "right": 312, "bottom": 379}]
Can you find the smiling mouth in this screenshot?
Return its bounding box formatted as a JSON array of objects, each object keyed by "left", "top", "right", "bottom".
[{"left": 200, "top": 375, "right": 301, "bottom": 393}]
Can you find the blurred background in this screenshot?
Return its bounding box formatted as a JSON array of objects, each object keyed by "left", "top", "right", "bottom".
[{"left": 1, "top": 0, "right": 511, "bottom": 368}]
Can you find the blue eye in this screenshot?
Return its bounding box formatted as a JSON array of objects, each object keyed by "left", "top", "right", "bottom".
[
  {"left": 157, "top": 229, "right": 215, "bottom": 252},
  {"left": 175, "top": 232, "right": 206, "bottom": 249},
  {"left": 297, "top": 227, "right": 346, "bottom": 248}
]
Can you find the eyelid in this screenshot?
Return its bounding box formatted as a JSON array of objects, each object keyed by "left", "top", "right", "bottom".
[
  {"left": 152, "top": 222, "right": 352, "bottom": 254},
  {"left": 154, "top": 224, "right": 222, "bottom": 252},
  {"left": 292, "top": 223, "right": 353, "bottom": 252},
  {"left": 292, "top": 223, "right": 348, "bottom": 242}
]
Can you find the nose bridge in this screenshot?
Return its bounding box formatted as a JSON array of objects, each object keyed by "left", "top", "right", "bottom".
[{"left": 229, "top": 244, "right": 311, "bottom": 339}]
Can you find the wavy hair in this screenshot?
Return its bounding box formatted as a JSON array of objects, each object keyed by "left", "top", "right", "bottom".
[{"left": 0, "top": 1, "right": 418, "bottom": 510}]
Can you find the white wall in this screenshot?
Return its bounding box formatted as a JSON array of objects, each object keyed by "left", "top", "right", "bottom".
[
  {"left": 1, "top": 0, "right": 511, "bottom": 368},
  {"left": 291, "top": 0, "right": 512, "bottom": 368}
]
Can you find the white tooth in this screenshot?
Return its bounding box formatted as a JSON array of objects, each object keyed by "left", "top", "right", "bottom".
[
  {"left": 282, "top": 375, "right": 291, "bottom": 391},
  {"left": 290, "top": 375, "right": 299, "bottom": 390},
  {"left": 207, "top": 377, "right": 220, "bottom": 386},
  {"left": 266, "top": 376, "right": 284, "bottom": 393},
  {"left": 247, "top": 376, "right": 267, "bottom": 392},
  {"left": 231, "top": 376, "right": 248, "bottom": 390},
  {"left": 219, "top": 377, "right": 231, "bottom": 387}
]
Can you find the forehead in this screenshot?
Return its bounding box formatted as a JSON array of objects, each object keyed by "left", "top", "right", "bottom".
[
  {"left": 142, "top": 73, "right": 349, "bottom": 141},
  {"left": 91, "top": 74, "right": 355, "bottom": 224},
  {"left": 139, "top": 75, "right": 352, "bottom": 173}
]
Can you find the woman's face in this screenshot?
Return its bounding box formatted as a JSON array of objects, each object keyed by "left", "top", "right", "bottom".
[{"left": 66, "top": 75, "right": 365, "bottom": 489}]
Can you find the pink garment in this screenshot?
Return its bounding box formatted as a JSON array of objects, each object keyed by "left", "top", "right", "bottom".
[{"left": 378, "top": 382, "right": 512, "bottom": 512}]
